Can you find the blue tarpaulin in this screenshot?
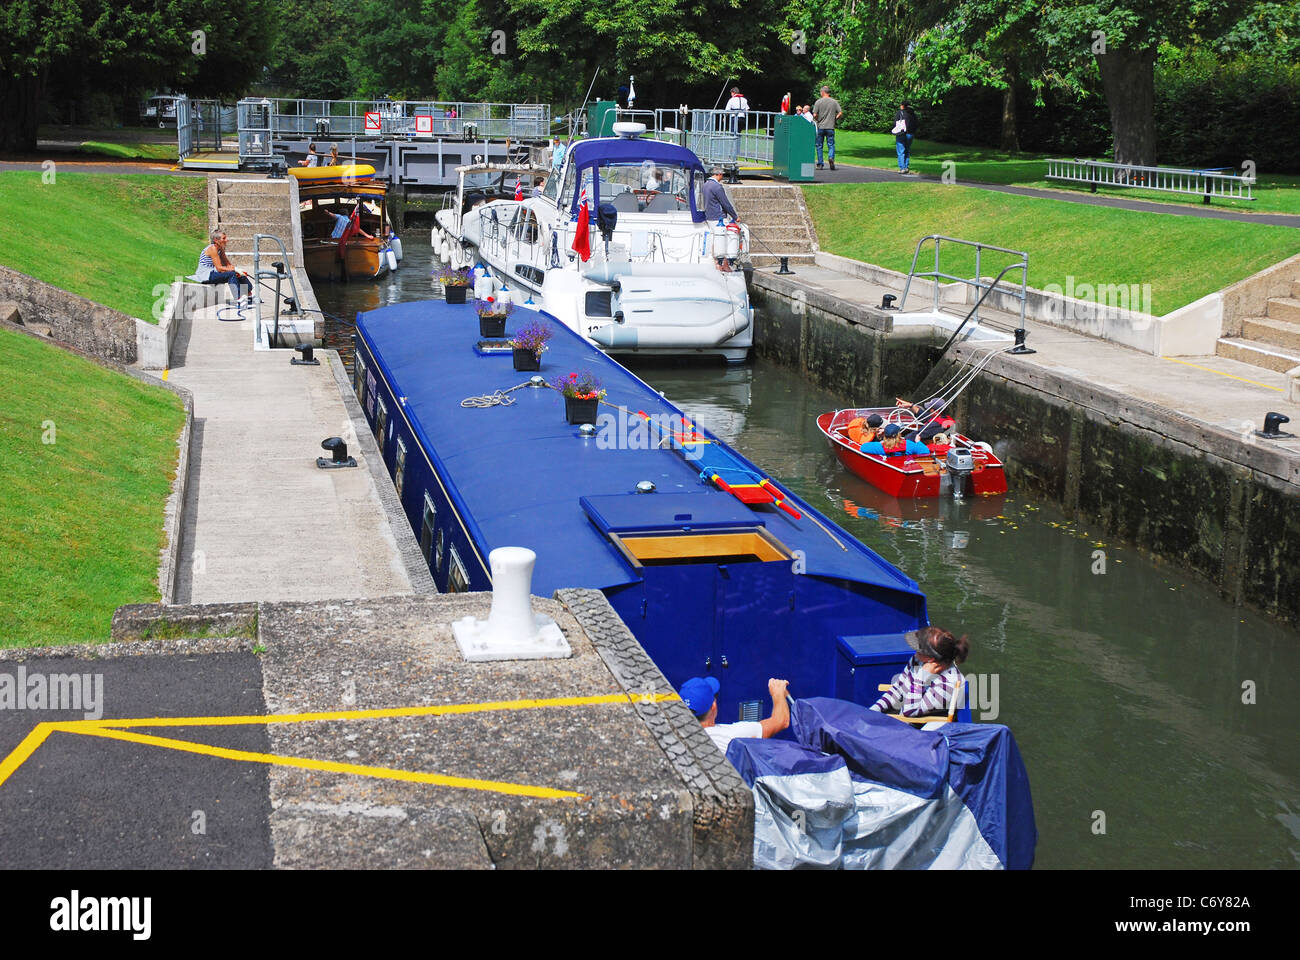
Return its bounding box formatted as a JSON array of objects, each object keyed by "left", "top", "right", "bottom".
[{"left": 727, "top": 698, "right": 1036, "bottom": 869}]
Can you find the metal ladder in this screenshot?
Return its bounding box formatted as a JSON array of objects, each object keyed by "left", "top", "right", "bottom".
[{"left": 252, "top": 234, "right": 306, "bottom": 349}]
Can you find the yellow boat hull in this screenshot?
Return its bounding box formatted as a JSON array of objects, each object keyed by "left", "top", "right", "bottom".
[{"left": 289, "top": 164, "right": 377, "bottom": 184}]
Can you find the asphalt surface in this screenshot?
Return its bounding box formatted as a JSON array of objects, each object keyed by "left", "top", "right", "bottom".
[
  {"left": 0, "top": 653, "right": 273, "bottom": 869},
  {"left": 806, "top": 161, "right": 1300, "bottom": 227}
]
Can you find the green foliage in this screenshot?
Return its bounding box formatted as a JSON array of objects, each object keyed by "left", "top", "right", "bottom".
[{"left": 0, "top": 327, "right": 185, "bottom": 647}]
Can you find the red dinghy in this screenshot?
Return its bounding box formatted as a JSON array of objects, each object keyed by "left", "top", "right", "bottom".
[{"left": 817, "top": 407, "right": 1008, "bottom": 498}]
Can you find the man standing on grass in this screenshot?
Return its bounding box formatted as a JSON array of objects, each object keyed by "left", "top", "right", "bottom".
[{"left": 812, "top": 85, "right": 843, "bottom": 171}]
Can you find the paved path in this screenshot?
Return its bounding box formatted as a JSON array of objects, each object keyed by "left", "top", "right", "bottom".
[
  {"left": 167, "top": 297, "right": 416, "bottom": 603},
  {"left": 798, "top": 163, "right": 1300, "bottom": 228}
]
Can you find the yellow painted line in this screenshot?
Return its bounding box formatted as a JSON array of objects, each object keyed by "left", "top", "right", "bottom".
[
  {"left": 0, "top": 722, "right": 60, "bottom": 789},
  {"left": 66, "top": 692, "right": 681, "bottom": 730},
  {"left": 71, "top": 726, "right": 585, "bottom": 800},
  {"left": 1161, "top": 356, "right": 1285, "bottom": 392},
  {"left": 161, "top": 368, "right": 169, "bottom": 381}
]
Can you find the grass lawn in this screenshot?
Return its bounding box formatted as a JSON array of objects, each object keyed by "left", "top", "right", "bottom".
[
  {"left": 803, "top": 182, "right": 1300, "bottom": 314},
  {"left": 78, "top": 141, "right": 178, "bottom": 161},
  {"left": 0, "top": 328, "right": 185, "bottom": 647},
  {"left": 0, "top": 172, "right": 206, "bottom": 320},
  {"left": 831, "top": 131, "right": 1300, "bottom": 216}
]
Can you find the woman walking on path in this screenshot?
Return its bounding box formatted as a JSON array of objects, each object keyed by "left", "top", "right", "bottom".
[{"left": 893, "top": 102, "right": 918, "bottom": 173}]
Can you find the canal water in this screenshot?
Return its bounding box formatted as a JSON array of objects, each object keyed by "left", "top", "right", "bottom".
[{"left": 316, "top": 231, "right": 1300, "bottom": 870}]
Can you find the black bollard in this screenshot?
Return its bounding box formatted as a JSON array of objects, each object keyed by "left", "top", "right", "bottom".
[
  {"left": 1256, "top": 412, "right": 1294, "bottom": 439},
  {"left": 1009, "top": 327, "right": 1036, "bottom": 355},
  {"left": 776, "top": 256, "right": 793, "bottom": 275},
  {"left": 292, "top": 343, "right": 320, "bottom": 366},
  {"left": 316, "top": 437, "right": 357, "bottom": 469}
]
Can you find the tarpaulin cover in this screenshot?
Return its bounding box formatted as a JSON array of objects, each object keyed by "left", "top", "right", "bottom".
[{"left": 727, "top": 697, "right": 1036, "bottom": 870}]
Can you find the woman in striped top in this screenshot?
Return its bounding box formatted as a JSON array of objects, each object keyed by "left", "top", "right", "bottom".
[
  {"left": 196, "top": 229, "right": 253, "bottom": 303},
  {"left": 871, "top": 626, "right": 969, "bottom": 718}
]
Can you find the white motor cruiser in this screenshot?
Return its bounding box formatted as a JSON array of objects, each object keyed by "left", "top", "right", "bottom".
[{"left": 432, "top": 123, "right": 753, "bottom": 362}]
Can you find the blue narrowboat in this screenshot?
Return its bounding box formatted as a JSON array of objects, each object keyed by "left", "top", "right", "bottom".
[{"left": 351, "top": 299, "right": 955, "bottom": 724}]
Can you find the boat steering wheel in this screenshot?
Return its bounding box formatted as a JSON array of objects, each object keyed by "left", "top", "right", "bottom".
[{"left": 885, "top": 407, "right": 920, "bottom": 429}]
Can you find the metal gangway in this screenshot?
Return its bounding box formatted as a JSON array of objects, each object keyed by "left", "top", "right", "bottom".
[
  {"left": 1046, "top": 157, "right": 1255, "bottom": 204},
  {"left": 239, "top": 98, "right": 552, "bottom": 142},
  {"left": 592, "top": 106, "right": 779, "bottom": 177},
  {"left": 899, "top": 235, "right": 1031, "bottom": 350},
  {"left": 177, "top": 98, "right": 239, "bottom": 168}
]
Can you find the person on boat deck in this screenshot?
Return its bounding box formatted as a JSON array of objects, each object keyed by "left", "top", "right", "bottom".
[
  {"left": 302, "top": 143, "right": 319, "bottom": 167},
  {"left": 680, "top": 676, "right": 790, "bottom": 759},
  {"left": 897, "top": 396, "right": 956, "bottom": 443},
  {"left": 846, "top": 412, "right": 884, "bottom": 445},
  {"left": 327, "top": 145, "right": 340, "bottom": 166},
  {"left": 871, "top": 627, "right": 969, "bottom": 718},
  {"left": 860, "top": 423, "right": 931, "bottom": 457},
  {"left": 701, "top": 166, "right": 739, "bottom": 271},
  {"left": 195, "top": 229, "right": 253, "bottom": 303},
  {"left": 323, "top": 206, "right": 374, "bottom": 242}
]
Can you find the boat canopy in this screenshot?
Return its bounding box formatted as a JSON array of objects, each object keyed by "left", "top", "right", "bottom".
[{"left": 565, "top": 137, "right": 706, "bottom": 222}]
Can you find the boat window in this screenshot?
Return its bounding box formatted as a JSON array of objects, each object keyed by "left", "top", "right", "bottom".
[
  {"left": 420, "top": 493, "right": 436, "bottom": 564},
  {"left": 354, "top": 353, "right": 367, "bottom": 404},
  {"left": 395, "top": 437, "right": 408, "bottom": 498},
  {"left": 558, "top": 160, "right": 578, "bottom": 209},
  {"left": 540, "top": 172, "right": 560, "bottom": 203},
  {"left": 516, "top": 265, "right": 545, "bottom": 286},
  {"left": 585, "top": 291, "right": 612, "bottom": 317},
  {"left": 435, "top": 527, "right": 445, "bottom": 573},
  {"left": 513, "top": 210, "right": 539, "bottom": 244},
  {"left": 447, "top": 546, "right": 469, "bottom": 592},
  {"left": 593, "top": 160, "right": 694, "bottom": 214},
  {"left": 611, "top": 528, "right": 792, "bottom": 567},
  {"left": 375, "top": 397, "right": 388, "bottom": 452}
]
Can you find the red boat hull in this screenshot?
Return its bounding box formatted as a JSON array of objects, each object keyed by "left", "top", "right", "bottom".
[{"left": 817, "top": 409, "right": 1007, "bottom": 499}]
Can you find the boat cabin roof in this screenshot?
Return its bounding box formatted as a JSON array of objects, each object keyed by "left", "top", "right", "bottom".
[{"left": 355, "top": 300, "right": 925, "bottom": 602}]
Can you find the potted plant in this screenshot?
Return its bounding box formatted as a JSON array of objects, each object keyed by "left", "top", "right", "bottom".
[
  {"left": 551, "top": 371, "right": 606, "bottom": 424},
  {"left": 475, "top": 296, "right": 513, "bottom": 338},
  {"left": 437, "top": 265, "right": 471, "bottom": 304},
  {"left": 509, "top": 320, "right": 552, "bottom": 371}
]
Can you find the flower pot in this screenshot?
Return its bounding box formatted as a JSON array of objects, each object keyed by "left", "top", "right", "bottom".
[
  {"left": 479, "top": 315, "right": 507, "bottom": 338},
  {"left": 564, "top": 395, "right": 599, "bottom": 425},
  {"left": 444, "top": 284, "right": 467, "bottom": 304},
  {"left": 512, "top": 348, "right": 540, "bottom": 371}
]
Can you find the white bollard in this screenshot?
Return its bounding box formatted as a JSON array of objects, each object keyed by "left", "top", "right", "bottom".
[{"left": 451, "top": 546, "right": 571, "bottom": 661}]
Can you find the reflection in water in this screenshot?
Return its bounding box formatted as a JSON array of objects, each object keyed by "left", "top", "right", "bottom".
[
  {"left": 314, "top": 241, "right": 1300, "bottom": 869},
  {"left": 644, "top": 358, "right": 1300, "bottom": 870}
]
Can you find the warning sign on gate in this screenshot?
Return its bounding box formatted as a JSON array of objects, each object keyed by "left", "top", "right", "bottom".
[
  {"left": 414, "top": 115, "right": 433, "bottom": 136},
  {"left": 364, "top": 111, "right": 381, "bottom": 132}
]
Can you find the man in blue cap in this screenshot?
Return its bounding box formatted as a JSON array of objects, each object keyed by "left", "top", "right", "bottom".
[{"left": 678, "top": 676, "right": 790, "bottom": 757}]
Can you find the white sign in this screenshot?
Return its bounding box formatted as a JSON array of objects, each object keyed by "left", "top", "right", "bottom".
[
  {"left": 364, "top": 111, "right": 381, "bottom": 133},
  {"left": 414, "top": 115, "right": 433, "bottom": 136}
]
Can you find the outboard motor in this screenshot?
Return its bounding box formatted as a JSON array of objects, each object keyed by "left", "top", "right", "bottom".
[
  {"left": 596, "top": 203, "right": 618, "bottom": 243},
  {"left": 946, "top": 446, "right": 974, "bottom": 499}
]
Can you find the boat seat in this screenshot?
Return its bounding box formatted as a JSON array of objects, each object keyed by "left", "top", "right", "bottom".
[
  {"left": 643, "top": 193, "right": 679, "bottom": 213},
  {"left": 877, "top": 676, "right": 964, "bottom": 726},
  {"left": 610, "top": 192, "right": 640, "bottom": 213}
]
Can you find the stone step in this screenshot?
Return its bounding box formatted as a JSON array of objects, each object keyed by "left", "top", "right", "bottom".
[
  {"left": 749, "top": 253, "right": 817, "bottom": 265},
  {"left": 732, "top": 200, "right": 803, "bottom": 214},
  {"left": 216, "top": 180, "right": 290, "bottom": 196},
  {"left": 745, "top": 241, "right": 815, "bottom": 255},
  {"left": 217, "top": 198, "right": 286, "bottom": 213},
  {"left": 1216, "top": 337, "right": 1300, "bottom": 373},
  {"left": 1265, "top": 296, "right": 1300, "bottom": 325},
  {"left": 215, "top": 222, "right": 295, "bottom": 237},
  {"left": 1242, "top": 315, "right": 1300, "bottom": 352},
  {"left": 741, "top": 213, "right": 809, "bottom": 227},
  {"left": 1292, "top": 280, "right": 1300, "bottom": 300}
]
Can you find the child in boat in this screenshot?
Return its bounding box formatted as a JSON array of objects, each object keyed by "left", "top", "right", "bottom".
[
  {"left": 871, "top": 627, "right": 968, "bottom": 718},
  {"left": 846, "top": 412, "right": 884, "bottom": 445},
  {"left": 860, "top": 423, "right": 930, "bottom": 456}
]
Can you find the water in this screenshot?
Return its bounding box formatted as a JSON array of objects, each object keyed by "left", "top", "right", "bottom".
[{"left": 316, "top": 230, "right": 1300, "bottom": 869}]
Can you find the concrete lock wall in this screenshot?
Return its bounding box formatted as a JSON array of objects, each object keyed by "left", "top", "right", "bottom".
[
  {"left": 749, "top": 276, "right": 1300, "bottom": 626},
  {"left": 0, "top": 264, "right": 139, "bottom": 365}
]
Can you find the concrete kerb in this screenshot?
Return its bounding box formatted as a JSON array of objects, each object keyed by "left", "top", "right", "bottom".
[
  {"left": 325, "top": 349, "right": 437, "bottom": 595},
  {"left": 752, "top": 264, "right": 895, "bottom": 333}
]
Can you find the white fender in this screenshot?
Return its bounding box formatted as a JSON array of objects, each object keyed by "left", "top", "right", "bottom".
[
  {"left": 725, "top": 222, "right": 741, "bottom": 259},
  {"left": 391, "top": 236, "right": 403, "bottom": 261},
  {"left": 385, "top": 249, "right": 398, "bottom": 271}
]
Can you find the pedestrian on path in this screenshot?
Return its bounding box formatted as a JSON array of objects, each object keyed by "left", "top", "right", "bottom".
[
  {"left": 893, "top": 102, "right": 918, "bottom": 173},
  {"left": 812, "top": 86, "right": 843, "bottom": 170}
]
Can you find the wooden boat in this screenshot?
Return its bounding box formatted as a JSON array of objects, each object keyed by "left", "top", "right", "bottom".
[
  {"left": 297, "top": 174, "right": 392, "bottom": 282},
  {"left": 817, "top": 407, "right": 1007, "bottom": 498}
]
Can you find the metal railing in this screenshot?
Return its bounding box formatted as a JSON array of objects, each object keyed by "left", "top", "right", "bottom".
[
  {"left": 239, "top": 98, "right": 553, "bottom": 141},
  {"left": 590, "top": 106, "right": 778, "bottom": 171},
  {"left": 252, "top": 234, "right": 304, "bottom": 349},
  {"left": 899, "top": 235, "right": 1029, "bottom": 330},
  {"left": 1046, "top": 157, "right": 1255, "bottom": 204}
]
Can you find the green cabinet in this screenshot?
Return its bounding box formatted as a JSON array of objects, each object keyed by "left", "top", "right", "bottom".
[{"left": 773, "top": 115, "right": 816, "bottom": 182}]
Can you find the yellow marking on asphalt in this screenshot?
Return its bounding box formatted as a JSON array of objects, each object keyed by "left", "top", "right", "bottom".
[
  {"left": 1161, "top": 356, "right": 1285, "bottom": 392},
  {"left": 0, "top": 692, "right": 680, "bottom": 796},
  {"left": 72, "top": 726, "right": 585, "bottom": 800},
  {"left": 161, "top": 368, "right": 169, "bottom": 381},
  {"left": 0, "top": 722, "right": 59, "bottom": 789},
  {"left": 67, "top": 692, "right": 680, "bottom": 729}
]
